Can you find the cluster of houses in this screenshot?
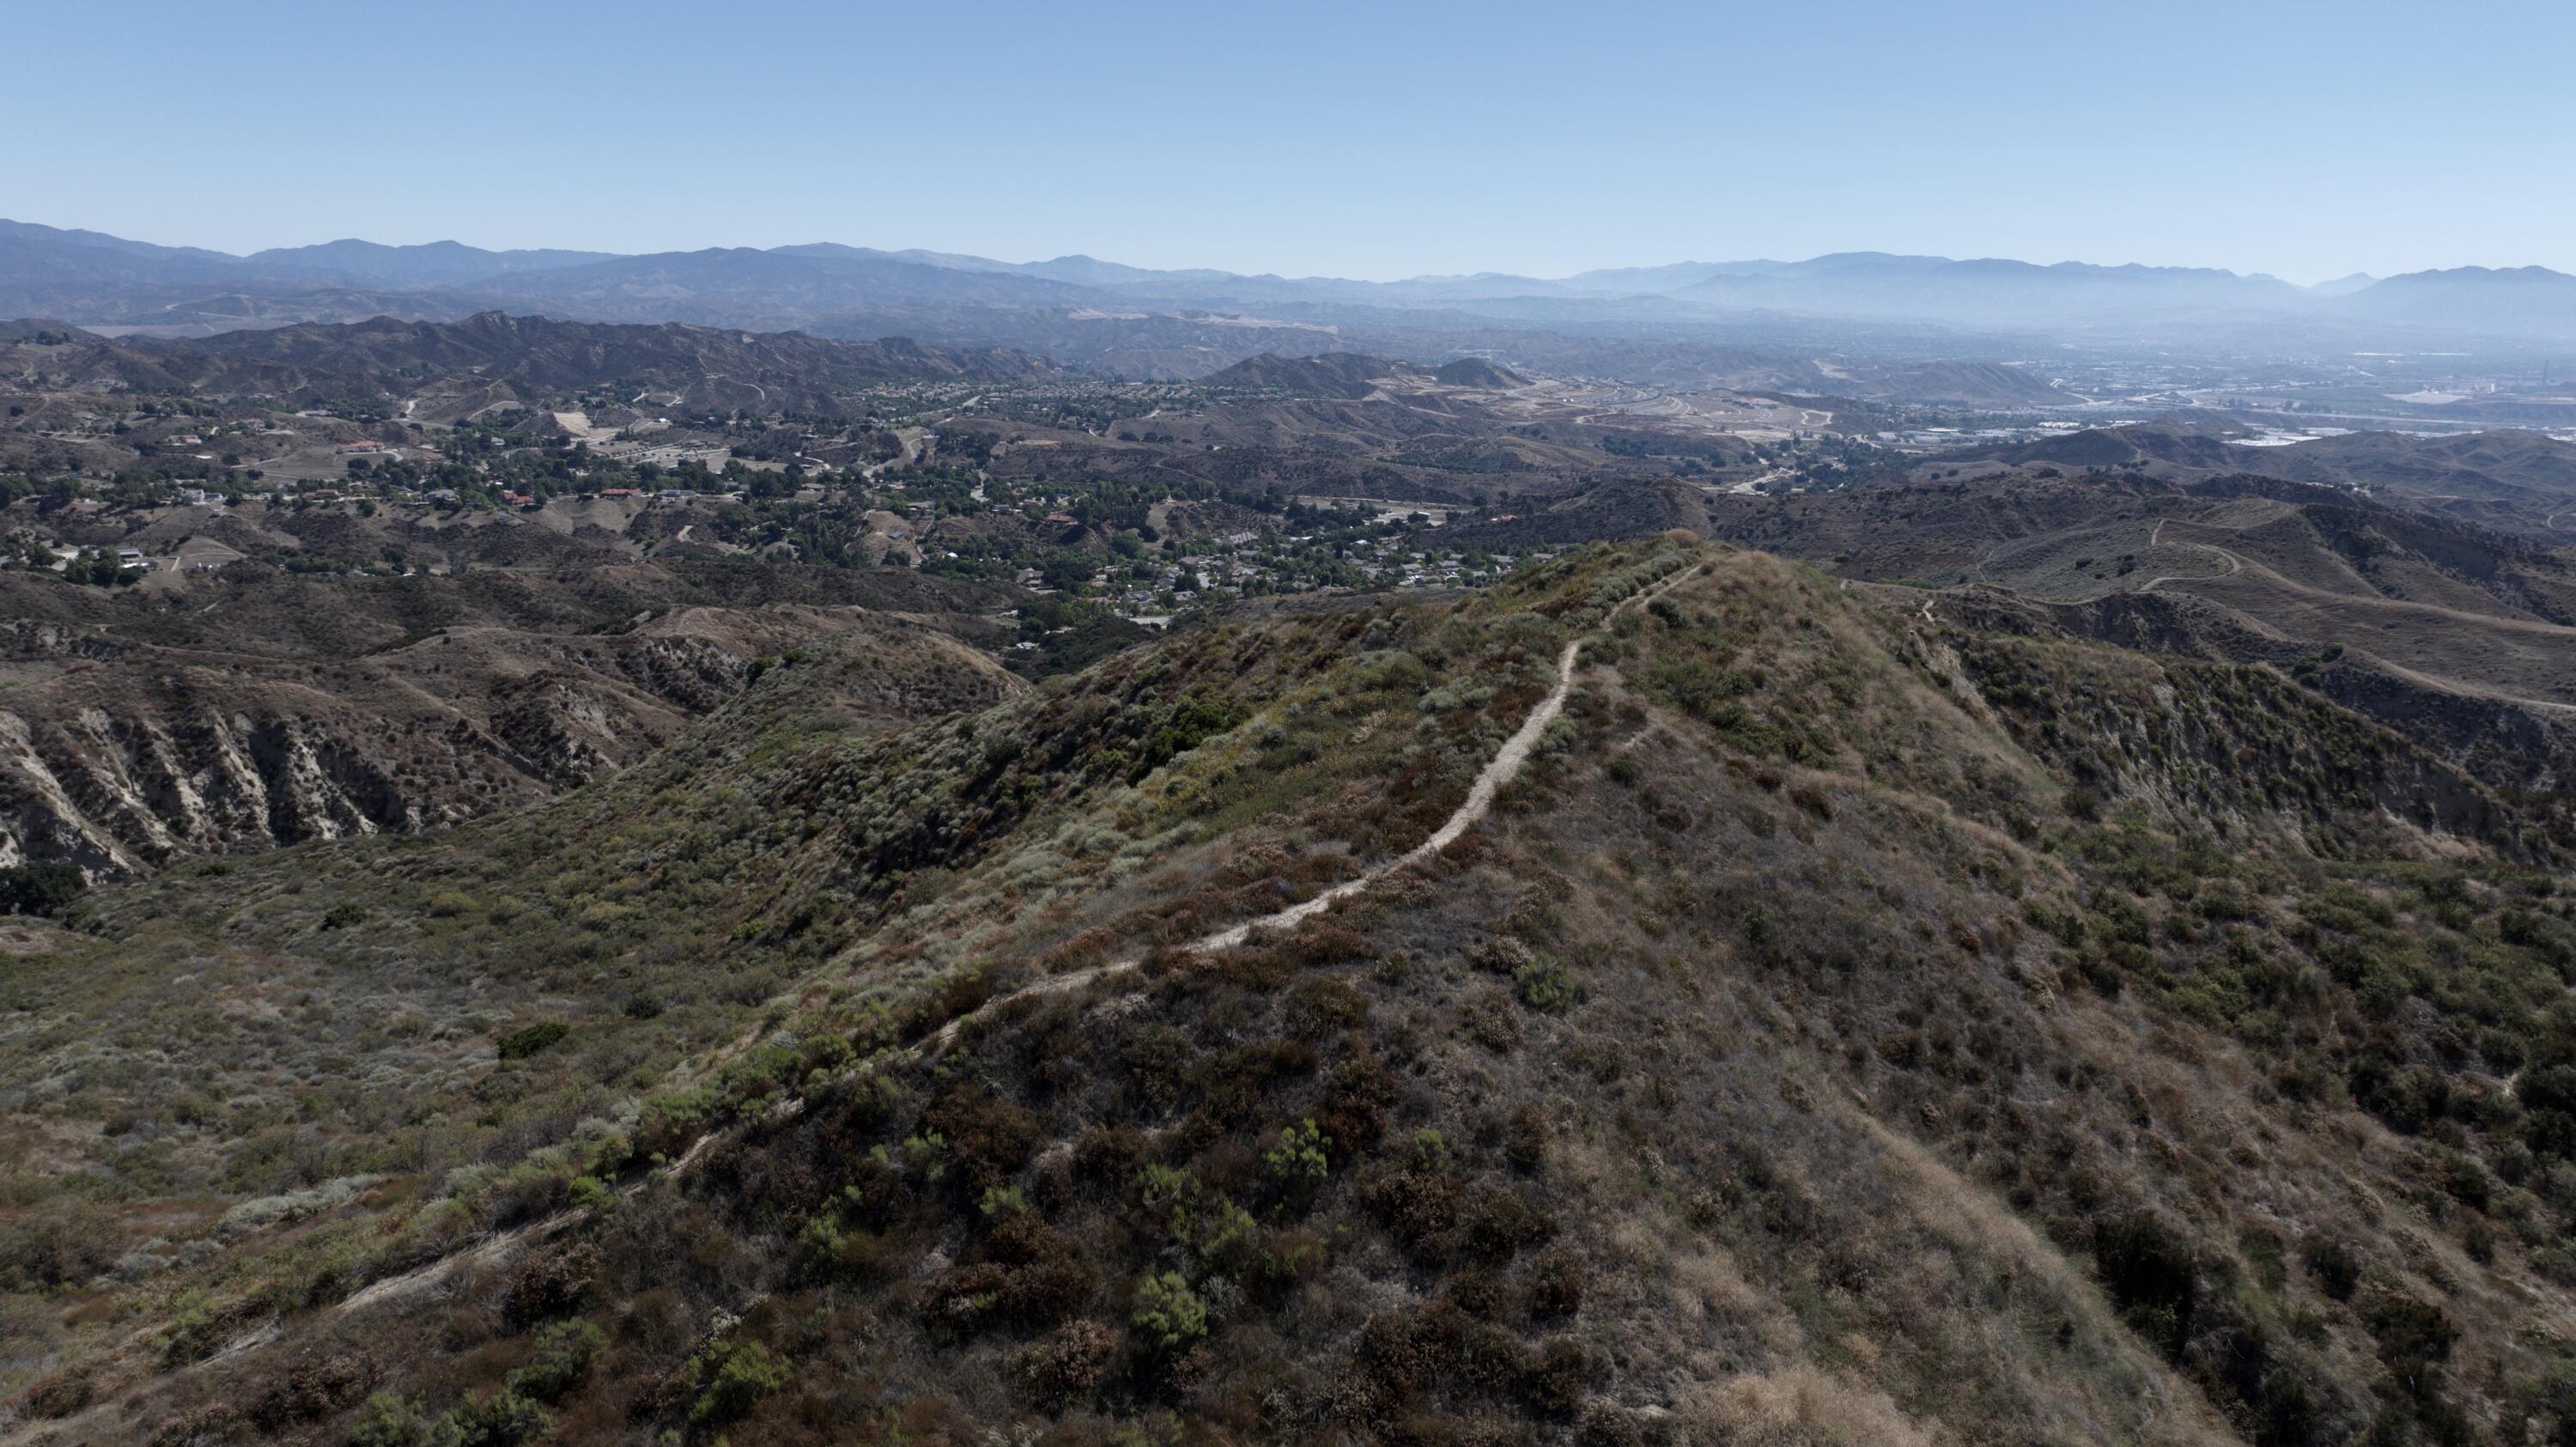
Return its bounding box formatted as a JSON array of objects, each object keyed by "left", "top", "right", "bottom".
[
  {"left": 44, "top": 537, "right": 247, "bottom": 577},
  {"left": 1081, "top": 532, "right": 1549, "bottom": 623}
]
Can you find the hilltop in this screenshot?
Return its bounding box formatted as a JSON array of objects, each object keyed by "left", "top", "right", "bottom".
[
  {"left": 1431, "top": 357, "right": 1528, "bottom": 388},
  {"left": 1202, "top": 352, "right": 1403, "bottom": 398}
]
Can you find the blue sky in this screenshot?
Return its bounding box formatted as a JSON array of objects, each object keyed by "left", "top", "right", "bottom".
[{"left": 10, "top": 0, "right": 2572, "bottom": 283}]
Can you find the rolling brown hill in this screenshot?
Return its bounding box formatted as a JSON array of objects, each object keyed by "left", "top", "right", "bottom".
[
  {"left": 0, "top": 313, "right": 1057, "bottom": 416},
  {"left": 1967, "top": 424, "right": 2576, "bottom": 541},
  {"left": 1431, "top": 357, "right": 1528, "bottom": 388},
  {"left": 1203, "top": 352, "right": 1406, "bottom": 398},
  {"left": 1203, "top": 353, "right": 1538, "bottom": 399}
]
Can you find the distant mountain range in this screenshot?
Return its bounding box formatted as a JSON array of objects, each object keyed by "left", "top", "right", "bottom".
[
  {"left": 1662, "top": 252, "right": 2308, "bottom": 325},
  {"left": 9, "top": 216, "right": 2576, "bottom": 354},
  {"left": 242, "top": 237, "right": 621, "bottom": 288},
  {"left": 2330, "top": 265, "right": 2576, "bottom": 336}
]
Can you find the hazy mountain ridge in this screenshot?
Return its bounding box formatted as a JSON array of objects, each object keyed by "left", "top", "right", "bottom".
[
  {"left": 243, "top": 239, "right": 621, "bottom": 288},
  {"left": 12, "top": 218, "right": 2576, "bottom": 344},
  {"left": 2333, "top": 264, "right": 2576, "bottom": 336},
  {"left": 1668, "top": 252, "right": 2313, "bottom": 325}
]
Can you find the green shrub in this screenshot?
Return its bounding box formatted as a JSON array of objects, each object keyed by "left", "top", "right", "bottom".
[
  {"left": 349, "top": 1391, "right": 432, "bottom": 1447},
  {"left": 509, "top": 1318, "right": 604, "bottom": 1402},
  {"left": 1642, "top": 658, "right": 1747, "bottom": 719},
  {"left": 0, "top": 862, "right": 83, "bottom": 918},
  {"left": 1131, "top": 1270, "right": 1207, "bottom": 1350},
  {"left": 690, "top": 1338, "right": 791, "bottom": 1425},
  {"left": 441, "top": 1388, "right": 549, "bottom": 1447},
  {"left": 2196, "top": 879, "right": 2255, "bottom": 921},
  {"left": 1515, "top": 955, "right": 1576, "bottom": 1012},
  {"left": 345, "top": 1385, "right": 546, "bottom": 1447},
  {"left": 1411, "top": 1128, "right": 1449, "bottom": 1171},
  {"left": 1265, "top": 1118, "right": 1330, "bottom": 1185},
  {"left": 495, "top": 1021, "right": 570, "bottom": 1061},
  {"left": 2360, "top": 1283, "right": 2458, "bottom": 1377}
]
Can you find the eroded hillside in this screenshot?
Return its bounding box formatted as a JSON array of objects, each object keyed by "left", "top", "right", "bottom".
[{"left": 0, "top": 562, "right": 1021, "bottom": 875}]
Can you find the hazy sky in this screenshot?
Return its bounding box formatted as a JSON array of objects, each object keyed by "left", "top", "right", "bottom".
[{"left": 12, "top": 0, "right": 2573, "bottom": 283}]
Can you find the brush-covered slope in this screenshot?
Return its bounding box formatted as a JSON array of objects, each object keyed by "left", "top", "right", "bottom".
[
  {"left": 1707, "top": 471, "right": 2576, "bottom": 802},
  {"left": 7, "top": 542, "right": 2576, "bottom": 1447}
]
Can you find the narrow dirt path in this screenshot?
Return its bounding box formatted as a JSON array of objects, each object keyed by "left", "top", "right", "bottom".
[
  {"left": 2133, "top": 516, "right": 2243, "bottom": 593},
  {"left": 932, "top": 561, "right": 1698, "bottom": 1043},
  {"left": 334, "top": 1211, "right": 581, "bottom": 1316},
  {"left": 1191, "top": 629, "right": 1584, "bottom": 951},
  {"left": 2136, "top": 544, "right": 2240, "bottom": 593},
  {"left": 925, "top": 631, "right": 1598, "bottom": 1038},
  {"left": 2149, "top": 540, "right": 2576, "bottom": 638}
]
